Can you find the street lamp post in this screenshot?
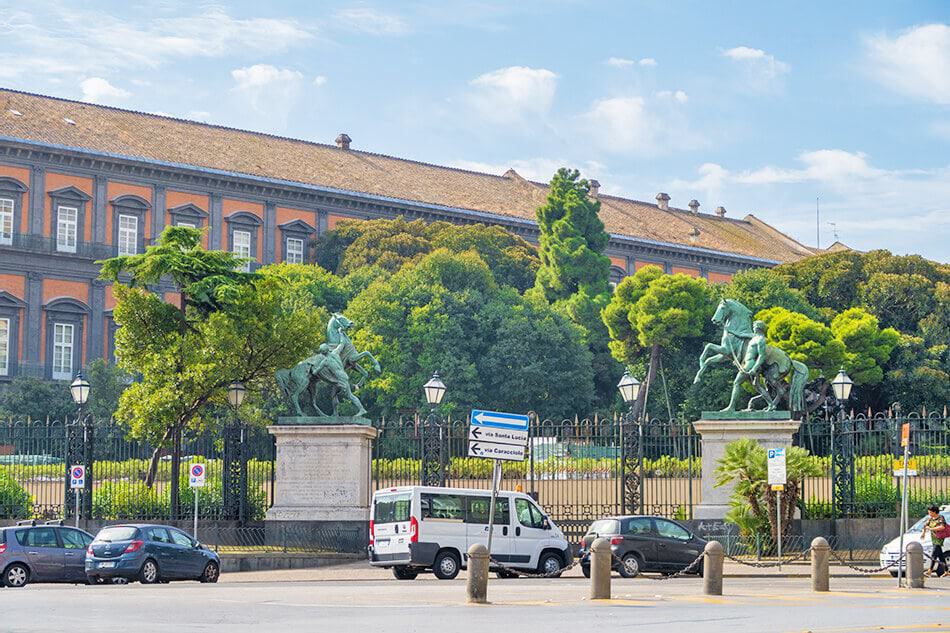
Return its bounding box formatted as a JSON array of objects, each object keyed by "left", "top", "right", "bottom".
[
  {"left": 618, "top": 371, "right": 642, "bottom": 515},
  {"left": 69, "top": 372, "right": 91, "bottom": 528},
  {"left": 225, "top": 381, "right": 247, "bottom": 523},
  {"left": 421, "top": 372, "right": 447, "bottom": 487},
  {"left": 829, "top": 367, "right": 854, "bottom": 529}
]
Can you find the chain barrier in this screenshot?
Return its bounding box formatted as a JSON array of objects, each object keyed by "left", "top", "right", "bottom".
[
  {"left": 828, "top": 549, "right": 904, "bottom": 574},
  {"left": 610, "top": 551, "right": 705, "bottom": 580},
  {"left": 488, "top": 555, "right": 580, "bottom": 579},
  {"left": 721, "top": 547, "right": 811, "bottom": 568}
]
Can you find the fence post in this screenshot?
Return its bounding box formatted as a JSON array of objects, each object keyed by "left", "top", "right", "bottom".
[
  {"left": 703, "top": 541, "right": 724, "bottom": 596},
  {"left": 811, "top": 537, "right": 830, "bottom": 592},
  {"left": 82, "top": 415, "right": 94, "bottom": 520},
  {"left": 170, "top": 429, "right": 181, "bottom": 521}
]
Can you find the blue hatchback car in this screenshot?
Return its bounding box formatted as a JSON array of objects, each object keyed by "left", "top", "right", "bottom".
[{"left": 85, "top": 524, "right": 220, "bottom": 584}]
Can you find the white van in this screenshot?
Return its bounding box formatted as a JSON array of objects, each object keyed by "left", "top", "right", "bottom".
[{"left": 368, "top": 486, "right": 572, "bottom": 580}]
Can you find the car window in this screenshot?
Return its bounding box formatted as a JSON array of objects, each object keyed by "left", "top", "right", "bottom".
[
  {"left": 169, "top": 530, "right": 194, "bottom": 547},
  {"left": 96, "top": 526, "right": 139, "bottom": 542},
  {"left": 373, "top": 493, "right": 411, "bottom": 524},
  {"left": 61, "top": 529, "right": 90, "bottom": 549},
  {"left": 655, "top": 519, "right": 691, "bottom": 540},
  {"left": 14, "top": 529, "right": 28, "bottom": 546},
  {"left": 588, "top": 519, "right": 619, "bottom": 535},
  {"left": 515, "top": 498, "right": 546, "bottom": 529},
  {"left": 624, "top": 518, "right": 653, "bottom": 535},
  {"left": 465, "top": 496, "right": 509, "bottom": 524},
  {"left": 24, "top": 527, "right": 59, "bottom": 548},
  {"left": 146, "top": 527, "right": 172, "bottom": 544},
  {"left": 421, "top": 493, "right": 464, "bottom": 521}
]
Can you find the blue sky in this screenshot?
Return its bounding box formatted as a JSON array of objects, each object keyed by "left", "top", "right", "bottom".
[{"left": 1, "top": 1, "right": 948, "bottom": 261}]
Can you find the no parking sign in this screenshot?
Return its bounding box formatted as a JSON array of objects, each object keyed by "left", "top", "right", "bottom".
[
  {"left": 189, "top": 463, "right": 206, "bottom": 488},
  {"left": 69, "top": 465, "right": 85, "bottom": 489}
]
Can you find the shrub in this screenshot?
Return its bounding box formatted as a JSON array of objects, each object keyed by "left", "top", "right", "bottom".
[{"left": 0, "top": 469, "right": 32, "bottom": 518}]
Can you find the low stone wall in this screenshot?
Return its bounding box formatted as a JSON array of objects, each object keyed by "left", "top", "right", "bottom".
[{"left": 219, "top": 552, "right": 363, "bottom": 573}]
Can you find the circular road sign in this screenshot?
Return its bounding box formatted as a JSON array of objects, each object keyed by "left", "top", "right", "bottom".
[
  {"left": 191, "top": 464, "right": 204, "bottom": 477},
  {"left": 72, "top": 466, "right": 85, "bottom": 479}
]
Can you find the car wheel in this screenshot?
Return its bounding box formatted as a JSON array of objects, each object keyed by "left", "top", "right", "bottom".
[
  {"left": 432, "top": 551, "right": 460, "bottom": 580},
  {"left": 392, "top": 566, "right": 418, "bottom": 580},
  {"left": 538, "top": 552, "right": 563, "bottom": 577},
  {"left": 138, "top": 559, "right": 160, "bottom": 584},
  {"left": 199, "top": 561, "right": 219, "bottom": 584},
  {"left": 581, "top": 564, "right": 591, "bottom": 579},
  {"left": 618, "top": 553, "right": 642, "bottom": 578},
  {"left": 3, "top": 563, "right": 29, "bottom": 588}
]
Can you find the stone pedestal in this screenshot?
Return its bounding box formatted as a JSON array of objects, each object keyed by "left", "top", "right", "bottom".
[
  {"left": 266, "top": 424, "right": 377, "bottom": 523},
  {"left": 693, "top": 412, "right": 800, "bottom": 520}
]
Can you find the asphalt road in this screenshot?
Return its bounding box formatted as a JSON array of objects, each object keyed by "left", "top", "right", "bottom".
[{"left": 4, "top": 572, "right": 949, "bottom": 633}]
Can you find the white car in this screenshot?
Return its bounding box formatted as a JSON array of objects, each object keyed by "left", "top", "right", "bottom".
[{"left": 879, "top": 505, "right": 950, "bottom": 576}]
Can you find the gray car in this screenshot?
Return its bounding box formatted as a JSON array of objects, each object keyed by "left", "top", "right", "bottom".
[{"left": 1, "top": 521, "right": 95, "bottom": 588}]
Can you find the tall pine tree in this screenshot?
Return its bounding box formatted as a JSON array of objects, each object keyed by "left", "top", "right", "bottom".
[{"left": 532, "top": 168, "right": 619, "bottom": 408}]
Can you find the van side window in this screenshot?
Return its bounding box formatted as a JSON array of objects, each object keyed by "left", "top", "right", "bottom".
[
  {"left": 374, "top": 493, "right": 412, "bottom": 523},
  {"left": 421, "top": 494, "right": 464, "bottom": 521},
  {"left": 465, "top": 496, "right": 509, "bottom": 524},
  {"left": 515, "top": 498, "right": 545, "bottom": 529}
]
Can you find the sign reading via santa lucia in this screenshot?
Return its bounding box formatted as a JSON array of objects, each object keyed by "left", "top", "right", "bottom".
[
  {"left": 189, "top": 463, "right": 206, "bottom": 488},
  {"left": 468, "top": 409, "right": 529, "bottom": 462},
  {"left": 767, "top": 448, "right": 787, "bottom": 486},
  {"left": 69, "top": 465, "right": 85, "bottom": 489}
]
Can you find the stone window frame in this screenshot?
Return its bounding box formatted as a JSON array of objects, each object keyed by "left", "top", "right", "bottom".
[
  {"left": 110, "top": 194, "right": 150, "bottom": 256},
  {"left": 168, "top": 202, "right": 208, "bottom": 230},
  {"left": 278, "top": 219, "right": 316, "bottom": 264},
  {"left": 225, "top": 211, "right": 262, "bottom": 271},
  {"left": 43, "top": 297, "right": 89, "bottom": 381},
  {"left": 0, "top": 291, "right": 26, "bottom": 379},
  {"left": 0, "top": 177, "right": 27, "bottom": 246},
  {"left": 609, "top": 265, "right": 627, "bottom": 289},
  {"left": 49, "top": 186, "right": 91, "bottom": 254}
]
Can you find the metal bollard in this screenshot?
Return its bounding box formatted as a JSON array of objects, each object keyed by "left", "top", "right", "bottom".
[
  {"left": 810, "top": 537, "right": 830, "bottom": 592},
  {"left": 906, "top": 541, "right": 925, "bottom": 589},
  {"left": 590, "top": 537, "right": 612, "bottom": 600},
  {"left": 703, "top": 540, "right": 724, "bottom": 596},
  {"left": 467, "top": 544, "right": 490, "bottom": 604}
]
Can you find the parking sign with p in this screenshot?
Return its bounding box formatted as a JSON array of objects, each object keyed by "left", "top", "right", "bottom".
[
  {"left": 70, "top": 465, "right": 85, "bottom": 489},
  {"left": 189, "top": 463, "right": 206, "bottom": 488}
]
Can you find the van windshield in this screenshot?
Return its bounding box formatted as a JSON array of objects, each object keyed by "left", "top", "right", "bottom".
[{"left": 374, "top": 493, "right": 411, "bottom": 524}]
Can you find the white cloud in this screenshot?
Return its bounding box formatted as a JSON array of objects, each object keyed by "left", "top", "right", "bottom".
[
  {"left": 606, "top": 57, "right": 635, "bottom": 68},
  {"left": 313, "top": 75, "right": 328, "bottom": 87},
  {"left": 722, "top": 46, "right": 790, "bottom": 91},
  {"left": 0, "top": 7, "right": 314, "bottom": 79},
  {"left": 79, "top": 77, "right": 130, "bottom": 103},
  {"left": 335, "top": 6, "right": 409, "bottom": 35},
  {"left": 468, "top": 66, "right": 558, "bottom": 123},
  {"left": 639, "top": 58, "right": 658, "bottom": 67},
  {"left": 657, "top": 90, "right": 688, "bottom": 103},
  {"left": 580, "top": 93, "right": 700, "bottom": 155},
  {"left": 185, "top": 110, "right": 212, "bottom": 122},
  {"left": 864, "top": 24, "right": 950, "bottom": 105},
  {"left": 231, "top": 65, "right": 304, "bottom": 127}
]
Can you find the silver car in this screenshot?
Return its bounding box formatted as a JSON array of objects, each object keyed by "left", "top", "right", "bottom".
[{"left": 1, "top": 520, "right": 95, "bottom": 588}]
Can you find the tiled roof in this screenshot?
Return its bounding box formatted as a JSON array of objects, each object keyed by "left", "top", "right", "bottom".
[{"left": 0, "top": 88, "right": 815, "bottom": 263}]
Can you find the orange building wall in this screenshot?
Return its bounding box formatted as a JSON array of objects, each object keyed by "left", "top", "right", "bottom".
[
  {"left": 671, "top": 266, "right": 701, "bottom": 278},
  {"left": 0, "top": 273, "right": 26, "bottom": 361},
  {"left": 609, "top": 255, "right": 627, "bottom": 271},
  {"left": 41, "top": 279, "right": 90, "bottom": 365},
  {"left": 104, "top": 285, "right": 117, "bottom": 310},
  {"left": 164, "top": 292, "right": 182, "bottom": 307},
  {"left": 708, "top": 271, "right": 733, "bottom": 285},
  {"left": 222, "top": 199, "right": 264, "bottom": 261},
  {"left": 275, "top": 207, "right": 317, "bottom": 256},
  {"left": 634, "top": 260, "right": 664, "bottom": 271},
  {"left": 106, "top": 181, "right": 153, "bottom": 242},
  {"left": 0, "top": 164, "right": 31, "bottom": 233},
  {"left": 166, "top": 190, "right": 210, "bottom": 247},
  {"left": 327, "top": 213, "right": 356, "bottom": 230},
  {"left": 45, "top": 172, "right": 94, "bottom": 239}
]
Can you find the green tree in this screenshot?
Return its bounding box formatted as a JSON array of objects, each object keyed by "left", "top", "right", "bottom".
[
  {"left": 773, "top": 251, "right": 865, "bottom": 311},
  {"left": 533, "top": 168, "right": 618, "bottom": 406},
  {"left": 859, "top": 272, "right": 935, "bottom": 335},
  {"left": 919, "top": 282, "right": 950, "bottom": 348},
  {"left": 830, "top": 308, "right": 900, "bottom": 388},
  {"left": 346, "top": 249, "right": 595, "bottom": 418},
  {"left": 882, "top": 334, "right": 950, "bottom": 412},
  {"left": 756, "top": 307, "right": 847, "bottom": 381},
  {"left": 722, "top": 267, "right": 821, "bottom": 321},
  {"left": 0, "top": 375, "right": 74, "bottom": 421},
  {"left": 603, "top": 265, "right": 714, "bottom": 418},
  {"left": 84, "top": 358, "right": 131, "bottom": 422}
]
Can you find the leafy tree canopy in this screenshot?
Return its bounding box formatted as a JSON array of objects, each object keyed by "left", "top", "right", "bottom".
[
  {"left": 346, "top": 249, "right": 595, "bottom": 418},
  {"left": 722, "top": 267, "right": 821, "bottom": 321},
  {"left": 756, "top": 307, "right": 847, "bottom": 381},
  {"left": 830, "top": 308, "right": 900, "bottom": 386}
]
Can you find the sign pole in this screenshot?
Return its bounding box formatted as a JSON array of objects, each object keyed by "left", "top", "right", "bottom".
[
  {"left": 75, "top": 489, "right": 80, "bottom": 528},
  {"left": 486, "top": 461, "right": 500, "bottom": 557},
  {"left": 69, "top": 465, "right": 85, "bottom": 528},
  {"left": 194, "top": 488, "right": 199, "bottom": 539},
  {"left": 776, "top": 488, "right": 782, "bottom": 571},
  {"left": 897, "top": 423, "right": 910, "bottom": 587}
]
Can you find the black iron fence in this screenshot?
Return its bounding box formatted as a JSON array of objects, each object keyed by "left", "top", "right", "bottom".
[
  {"left": 373, "top": 413, "right": 700, "bottom": 542},
  {"left": 0, "top": 417, "right": 275, "bottom": 522}
]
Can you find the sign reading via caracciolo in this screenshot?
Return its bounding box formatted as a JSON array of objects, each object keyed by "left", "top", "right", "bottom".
[
  {"left": 469, "top": 441, "right": 526, "bottom": 462},
  {"left": 767, "top": 448, "right": 787, "bottom": 486}
]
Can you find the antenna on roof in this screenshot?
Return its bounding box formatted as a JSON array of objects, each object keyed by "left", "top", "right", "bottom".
[{"left": 816, "top": 195, "right": 820, "bottom": 250}]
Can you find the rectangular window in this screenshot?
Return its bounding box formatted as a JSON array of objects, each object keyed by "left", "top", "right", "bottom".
[
  {"left": 421, "top": 493, "right": 464, "bottom": 521},
  {"left": 233, "top": 230, "right": 252, "bottom": 272},
  {"left": 52, "top": 322, "right": 73, "bottom": 380},
  {"left": 465, "top": 496, "right": 509, "bottom": 525},
  {"left": 0, "top": 198, "right": 12, "bottom": 246},
  {"left": 0, "top": 317, "right": 9, "bottom": 376},
  {"left": 118, "top": 214, "right": 138, "bottom": 256},
  {"left": 286, "top": 237, "right": 304, "bottom": 264},
  {"left": 56, "top": 205, "right": 77, "bottom": 253},
  {"left": 373, "top": 492, "right": 411, "bottom": 524}
]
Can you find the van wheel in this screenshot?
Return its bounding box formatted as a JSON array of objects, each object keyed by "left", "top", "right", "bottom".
[
  {"left": 392, "top": 566, "right": 418, "bottom": 580},
  {"left": 538, "top": 552, "right": 563, "bottom": 577},
  {"left": 433, "top": 551, "right": 460, "bottom": 580}
]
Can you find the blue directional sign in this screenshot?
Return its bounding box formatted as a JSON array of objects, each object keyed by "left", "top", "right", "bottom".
[{"left": 470, "top": 409, "right": 530, "bottom": 431}]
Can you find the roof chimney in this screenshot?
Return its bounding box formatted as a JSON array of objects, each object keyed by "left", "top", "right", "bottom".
[
  {"left": 688, "top": 199, "right": 700, "bottom": 214},
  {"left": 656, "top": 192, "right": 671, "bottom": 211},
  {"left": 335, "top": 133, "right": 352, "bottom": 150},
  {"left": 589, "top": 179, "right": 601, "bottom": 198},
  {"left": 715, "top": 206, "right": 726, "bottom": 217},
  {"left": 689, "top": 227, "right": 701, "bottom": 243}
]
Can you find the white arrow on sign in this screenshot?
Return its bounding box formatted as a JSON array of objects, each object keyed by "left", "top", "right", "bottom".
[
  {"left": 468, "top": 425, "right": 528, "bottom": 446},
  {"left": 471, "top": 409, "right": 529, "bottom": 431},
  {"left": 468, "top": 441, "right": 526, "bottom": 462}
]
